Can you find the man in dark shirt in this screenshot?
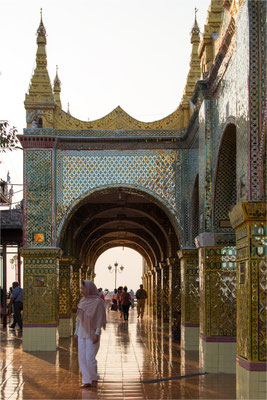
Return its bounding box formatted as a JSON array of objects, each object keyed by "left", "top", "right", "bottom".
[
  {"left": 135, "top": 284, "right": 147, "bottom": 319},
  {"left": 9, "top": 282, "right": 23, "bottom": 331}
]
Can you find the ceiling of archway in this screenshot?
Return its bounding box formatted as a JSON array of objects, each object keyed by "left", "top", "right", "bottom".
[{"left": 61, "top": 188, "right": 179, "bottom": 270}]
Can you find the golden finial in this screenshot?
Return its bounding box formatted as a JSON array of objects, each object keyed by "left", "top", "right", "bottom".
[
  {"left": 191, "top": 7, "right": 200, "bottom": 35},
  {"left": 37, "top": 8, "right": 46, "bottom": 37},
  {"left": 195, "top": 7, "right": 198, "bottom": 22},
  {"left": 54, "top": 65, "right": 61, "bottom": 86}
]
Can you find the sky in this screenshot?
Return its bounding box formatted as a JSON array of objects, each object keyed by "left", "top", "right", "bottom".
[
  {"left": 94, "top": 247, "right": 143, "bottom": 292},
  {"left": 0, "top": 0, "right": 211, "bottom": 288}
]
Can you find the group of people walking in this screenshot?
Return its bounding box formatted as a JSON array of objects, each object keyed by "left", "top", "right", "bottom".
[{"left": 98, "top": 285, "right": 147, "bottom": 322}]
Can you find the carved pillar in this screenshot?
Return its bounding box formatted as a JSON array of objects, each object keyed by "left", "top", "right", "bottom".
[
  {"left": 229, "top": 202, "right": 267, "bottom": 399},
  {"left": 169, "top": 258, "right": 181, "bottom": 325},
  {"left": 146, "top": 271, "right": 152, "bottom": 316},
  {"left": 142, "top": 274, "right": 148, "bottom": 315},
  {"left": 71, "top": 264, "right": 81, "bottom": 331},
  {"left": 196, "top": 233, "right": 237, "bottom": 373},
  {"left": 178, "top": 249, "right": 199, "bottom": 350},
  {"left": 80, "top": 265, "right": 87, "bottom": 282},
  {"left": 160, "top": 261, "right": 170, "bottom": 324},
  {"left": 152, "top": 268, "right": 157, "bottom": 316},
  {"left": 149, "top": 271, "right": 154, "bottom": 317},
  {"left": 20, "top": 248, "right": 61, "bottom": 351},
  {"left": 155, "top": 266, "right": 162, "bottom": 320},
  {"left": 58, "top": 257, "right": 73, "bottom": 338}
]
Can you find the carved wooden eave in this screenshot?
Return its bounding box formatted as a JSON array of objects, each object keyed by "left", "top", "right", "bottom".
[{"left": 53, "top": 104, "right": 185, "bottom": 131}]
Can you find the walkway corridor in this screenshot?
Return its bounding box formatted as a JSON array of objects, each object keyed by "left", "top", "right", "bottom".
[{"left": 1, "top": 310, "right": 236, "bottom": 399}]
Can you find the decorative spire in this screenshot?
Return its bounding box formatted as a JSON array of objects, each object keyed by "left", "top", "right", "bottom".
[
  {"left": 37, "top": 8, "right": 46, "bottom": 38},
  {"left": 25, "top": 11, "right": 55, "bottom": 128},
  {"left": 180, "top": 10, "right": 201, "bottom": 126},
  {"left": 191, "top": 8, "right": 200, "bottom": 36},
  {"left": 67, "top": 102, "right": 71, "bottom": 115},
  {"left": 53, "top": 65, "right": 62, "bottom": 107}
]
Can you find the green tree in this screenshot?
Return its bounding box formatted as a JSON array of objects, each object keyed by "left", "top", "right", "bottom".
[{"left": 0, "top": 120, "right": 20, "bottom": 151}]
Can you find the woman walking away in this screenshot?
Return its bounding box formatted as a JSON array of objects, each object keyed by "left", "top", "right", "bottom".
[
  {"left": 120, "top": 286, "right": 131, "bottom": 322},
  {"left": 74, "top": 280, "right": 106, "bottom": 389},
  {"left": 117, "top": 286, "right": 123, "bottom": 319},
  {"left": 111, "top": 289, "right": 118, "bottom": 311}
]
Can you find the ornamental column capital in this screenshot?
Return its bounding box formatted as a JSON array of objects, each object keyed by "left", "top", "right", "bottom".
[{"left": 229, "top": 201, "right": 266, "bottom": 229}]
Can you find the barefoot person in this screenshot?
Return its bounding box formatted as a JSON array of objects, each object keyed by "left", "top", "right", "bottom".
[{"left": 74, "top": 280, "right": 106, "bottom": 389}]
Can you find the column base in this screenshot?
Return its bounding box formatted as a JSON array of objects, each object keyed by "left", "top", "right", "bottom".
[
  {"left": 72, "top": 312, "right": 77, "bottom": 333},
  {"left": 58, "top": 317, "right": 72, "bottom": 338},
  {"left": 23, "top": 326, "right": 58, "bottom": 351},
  {"left": 236, "top": 357, "right": 267, "bottom": 399},
  {"left": 181, "top": 324, "right": 199, "bottom": 350},
  {"left": 199, "top": 334, "right": 236, "bottom": 373}
]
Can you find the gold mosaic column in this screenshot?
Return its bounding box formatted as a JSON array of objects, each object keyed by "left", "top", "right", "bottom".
[
  {"left": 152, "top": 268, "right": 157, "bottom": 316},
  {"left": 80, "top": 265, "right": 87, "bottom": 282},
  {"left": 71, "top": 264, "right": 81, "bottom": 331},
  {"left": 229, "top": 202, "right": 267, "bottom": 399},
  {"left": 178, "top": 249, "right": 199, "bottom": 350},
  {"left": 168, "top": 257, "right": 181, "bottom": 325},
  {"left": 155, "top": 266, "right": 162, "bottom": 320},
  {"left": 196, "top": 234, "right": 237, "bottom": 373},
  {"left": 148, "top": 271, "right": 153, "bottom": 317},
  {"left": 142, "top": 274, "right": 148, "bottom": 315},
  {"left": 58, "top": 258, "right": 73, "bottom": 338},
  {"left": 20, "top": 248, "right": 61, "bottom": 351},
  {"left": 160, "top": 261, "right": 170, "bottom": 324}
]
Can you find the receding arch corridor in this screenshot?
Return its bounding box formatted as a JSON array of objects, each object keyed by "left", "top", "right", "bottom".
[{"left": 0, "top": 311, "right": 236, "bottom": 399}]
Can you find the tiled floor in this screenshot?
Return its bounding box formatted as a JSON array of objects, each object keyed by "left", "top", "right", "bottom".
[{"left": 0, "top": 310, "right": 236, "bottom": 399}]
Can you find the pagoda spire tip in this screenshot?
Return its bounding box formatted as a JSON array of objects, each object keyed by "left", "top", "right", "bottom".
[{"left": 191, "top": 7, "right": 200, "bottom": 35}]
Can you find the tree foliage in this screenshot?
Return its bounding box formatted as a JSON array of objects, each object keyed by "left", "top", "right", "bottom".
[{"left": 0, "top": 120, "right": 20, "bottom": 152}]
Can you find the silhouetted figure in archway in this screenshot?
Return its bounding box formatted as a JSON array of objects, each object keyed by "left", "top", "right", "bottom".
[{"left": 136, "top": 284, "right": 147, "bottom": 319}]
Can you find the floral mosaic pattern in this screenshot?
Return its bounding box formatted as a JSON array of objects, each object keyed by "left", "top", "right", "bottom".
[
  {"left": 25, "top": 150, "right": 53, "bottom": 247},
  {"left": 56, "top": 150, "right": 178, "bottom": 230}
]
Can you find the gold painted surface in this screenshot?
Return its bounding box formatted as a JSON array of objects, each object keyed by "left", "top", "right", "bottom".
[
  {"left": 25, "top": 16, "right": 55, "bottom": 128},
  {"left": 33, "top": 233, "right": 45, "bottom": 243},
  {"left": 20, "top": 248, "right": 61, "bottom": 324},
  {"left": 54, "top": 104, "right": 185, "bottom": 130},
  {"left": 71, "top": 267, "right": 81, "bottom": 313},
  {"left": 59, "top": 258, "right": 73, "bottom": 317},
  {"left": 168, "top": 258, "right": 181, "bottom": 323},
  {"left": 160, "top": 263, "right": 170, "bottom": 322},
  {"left": 199, "top": 247, "right": 236, "bottom": 337},
  {"left": 231, "top": 201, "right": 267, "bottom": 362},
  {"left": 179, "top": 250, "right": 199, "bottom": 325}
]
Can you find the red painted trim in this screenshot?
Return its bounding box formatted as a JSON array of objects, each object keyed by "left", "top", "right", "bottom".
[
  {"left": 200, "top": 333, "right": 236, "bottom": 342},
  {"left": 237, "top": 356, "right": 267, "bottom": 371},
  {"left": 183, "top": 323, "right": 199, "bottom": 327},
  {"left": 18, "top": 136, "right": 57, "bottom": 149}
]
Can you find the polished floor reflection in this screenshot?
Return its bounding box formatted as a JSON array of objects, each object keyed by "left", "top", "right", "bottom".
[{"left": 0, "top": 310, "right": 236, "bottom": 399}]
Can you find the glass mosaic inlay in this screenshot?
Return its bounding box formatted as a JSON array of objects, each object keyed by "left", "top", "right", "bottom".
[{"left": 56, "top": 150, "right": 178, "bottom": 229}]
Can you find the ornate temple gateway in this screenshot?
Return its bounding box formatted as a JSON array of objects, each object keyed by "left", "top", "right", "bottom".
[{"left": 18, "top": 1, "right": 266, "bottom": 398}]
